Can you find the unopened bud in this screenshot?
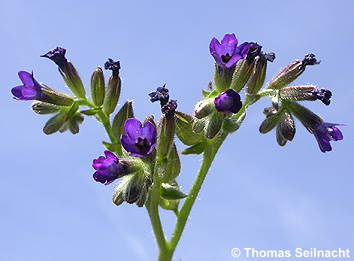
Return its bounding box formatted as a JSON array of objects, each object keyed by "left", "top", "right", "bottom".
[
  {"left": 32, "top": 101, "right": 61, "bottom": 114},
  {"left": 194, "top": 98, "right": 214, "bottom": 119},
  {"left": 268, "top": 54, "right": 320, "bottom": 90},
  {"left": 58, "top": 61, "right": 86, "bottom": 98},
  {"left": 43, "top": 112, "right": 66, "bottom": 135},
  {"left": 112, "top": 172, "right": 151, "bottom": 207},
  {"left": 276, "top": 124, "right": 287, "bottom": 146},
  {"left": 247, "top": 56, "right": 267, "bottom": 94},
  {"left": 156, "top": 114, "right": 176, "bottom": 159},
  {"left": 205, "top": 112, "right": 223, "bottom": 139},
  {"left": 280, "top": 85, "right": 331, "bottom": 105},
  {"left": 68, "top": 112, "right": 84, "bottom": 134},
  {"left": 223, "top": 112, "right": 246, "bottom": 133},
  {"left": 90, "top": 67, "right": 105, "bottom": 106},
  {"left": 112, "top": 101, "right": 134, "bottom": 139},
  {"left": 163, "top": 144, "right": 181, "bottom": 182},
  {"left": 259, "top": 111, "right": 281, "bottom": 134},
  {"left": 175, "top": 112, "right": 204, "bottom": 145},
  {"left": 192, "top": 118, "right": 207, "bottom": 134},
  {"left": 278, "top": 111, "right": 295, "bottom": 141},
  {"left": 229, "top": 59, "right": 254, "bottom": 92},
  {"left": 39, "top": 85, "right": 74, "bottom": 106},
  {"left": 103, "top": 75, "right": 121, "bottom": 115}
]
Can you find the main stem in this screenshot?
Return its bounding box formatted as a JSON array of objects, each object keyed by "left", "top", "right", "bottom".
[{"left": 166, "top": 134, "right": 227, "bottom": 258}]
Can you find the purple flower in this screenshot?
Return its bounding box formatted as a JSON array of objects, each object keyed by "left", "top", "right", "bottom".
[
  {"left": 209, "top": 34, "right": 250, "bottom": 69},
  {"left": 313, "top": 122, "right": 343, "bottom": 152},
  {"left": 121, "top": 118, "right": 157, "bottom": 157},
  {"left": 92, "top": 151, "right": 126, "bottom": 185},
  {"left": 41, "top": 47, "right": 68, "bottom": 69},
  {"left": 11, "top": 71, "right": 45, "bottom": 100},
  {"left": 214, "top": 89, "right": 242, "bottom": 114}
]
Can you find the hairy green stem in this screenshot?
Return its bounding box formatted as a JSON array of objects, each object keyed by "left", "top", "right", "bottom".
[
  {"left": 166, "top": 134, "right": 227, "bottom": 258},
  {"left": 147, "top": 157, "right": 170, "bottom": 260}
]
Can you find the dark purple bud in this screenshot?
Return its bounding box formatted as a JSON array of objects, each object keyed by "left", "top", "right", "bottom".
[
  {"left": 11, "top": 71, "right": 46, "bottom": 100},
  {"left": 161, "top": 100, "right": 177, "bottom": 117},
  {"left": 246, "top": 42, "right": 262, "bottom": 63},
  {"left": 312, "top": 88, "right": 332, "bottom": 105},
  {"left": 92, "top": 151, "right": 127, "bottom": 185},
  {"left": 246, "top": 42, "right": 275, "bottom": 63},
  {"left": 104, "top": 58, "right": 120, "bottom": 78},
  {"left": 280, "top": 85, "right": 332, "bottom": 105},
  {"left": 264, "top": 52, "right": 276, "bottom": 62},
  {"left": 214, "top": 89, "right": 242, "bottom": 114},
  {"left": 210, "top": 34, "right": 251, "bottom": 69},
  {"left": 149, "top": 84, "right": 170, "bottom": 106},
  {"left": 313, "top": 122, "right": 343, "bottom": 152},
  {"left": 121, "top": 118, "right": 157, "bottom": 158},
  {"left": 41, "top": 47, "right": 68, "bottom": 70},
  {"left": 302, "top": 53, "right": 320, "bottom": 67}
]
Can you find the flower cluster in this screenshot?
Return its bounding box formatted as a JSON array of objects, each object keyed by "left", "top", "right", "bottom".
[
  {"left": 11, "top": 33, "right": 345, "bottom": 260},
  {"left": 11, "top": 36, "right": 344, "bottom": 209}
]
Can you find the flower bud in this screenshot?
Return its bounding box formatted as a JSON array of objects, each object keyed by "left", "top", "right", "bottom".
[
  {"left": 43, "top": 112, "right": 66, "bottom": 135},
  {"left": 163, "top": 144, "right": 181, "bottom": 182},
  {"left": 246, "top": 56, "right": 267, "bottom": 94},
  {"left": 67, "top": 112, "right": 84, "bottom": 134},
  {"left": 276, "top": 124, "right": 287, "bottom": 146},
  {"left": 205, "top": 112, "right": 223, "bottom": 139},
  {"left": 39, "top": 86, "right": 74, "bottom": 106},
  {"left": 192, "top": 118, "right": 207, "bottom": 134},
  {"left": 175, "top": 112, "right": 204, "bottom": 146},
  {"left": 112, "top": 173, "right": 151, "bottom": 207},
  {"left": 280, "top": 85, "right": 332, "bottom": 105},
  {"left": 268, "top": 54, "right": 320, "bottom": 90},
  {"left": 194, "top": 98, "right": 214, "bottom": 119},
  {"left": 112, "top": 101, "right": 134, "bottom": 139},
  {"left": 56, "top": 61, "right": 86, "bottom": 99},
  {"left": 103, "top": 75, "right": 121, "bottom": 115},
  {"left": 41, "top": 47, "right": 86, "bottom": 98},
  {"left": 223, "top": 112, "right": 246, "bottom": 133},
  {"left": 214, "top": 89, "right": 242, "bottom": 114},
  {"left": 90, "top": 67, "right": 105, "bottom": 106},
  {"left": 32, "top": 101, "right": 61, "bottom": 114},
  {"left": 229, "top": 59, "right": 254, "bottom": 92},
  {"left": 278, "top": 111, "right": 295, "bottom": 141},
  {"left": 159, "top": 198, "right": 179, "bottom": 214},
  {"left": 259, "top": 112, "right": 281, "bottom": 134},
  {"left": 156, "top": 114, "right": 176, "bottom": 159}
]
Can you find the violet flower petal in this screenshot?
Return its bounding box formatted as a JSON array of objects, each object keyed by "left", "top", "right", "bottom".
[{"left": 124, "top": 118, "right": 143, "bottom": 139}]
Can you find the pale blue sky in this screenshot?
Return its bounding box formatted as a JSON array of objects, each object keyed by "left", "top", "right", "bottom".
[{"left": 1, "top": 0, "right": 353, "bottom": 260}]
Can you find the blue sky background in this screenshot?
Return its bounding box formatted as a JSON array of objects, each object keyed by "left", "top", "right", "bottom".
[{"left": 1, "top": 0, "right": 353, "bottom": 260}]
